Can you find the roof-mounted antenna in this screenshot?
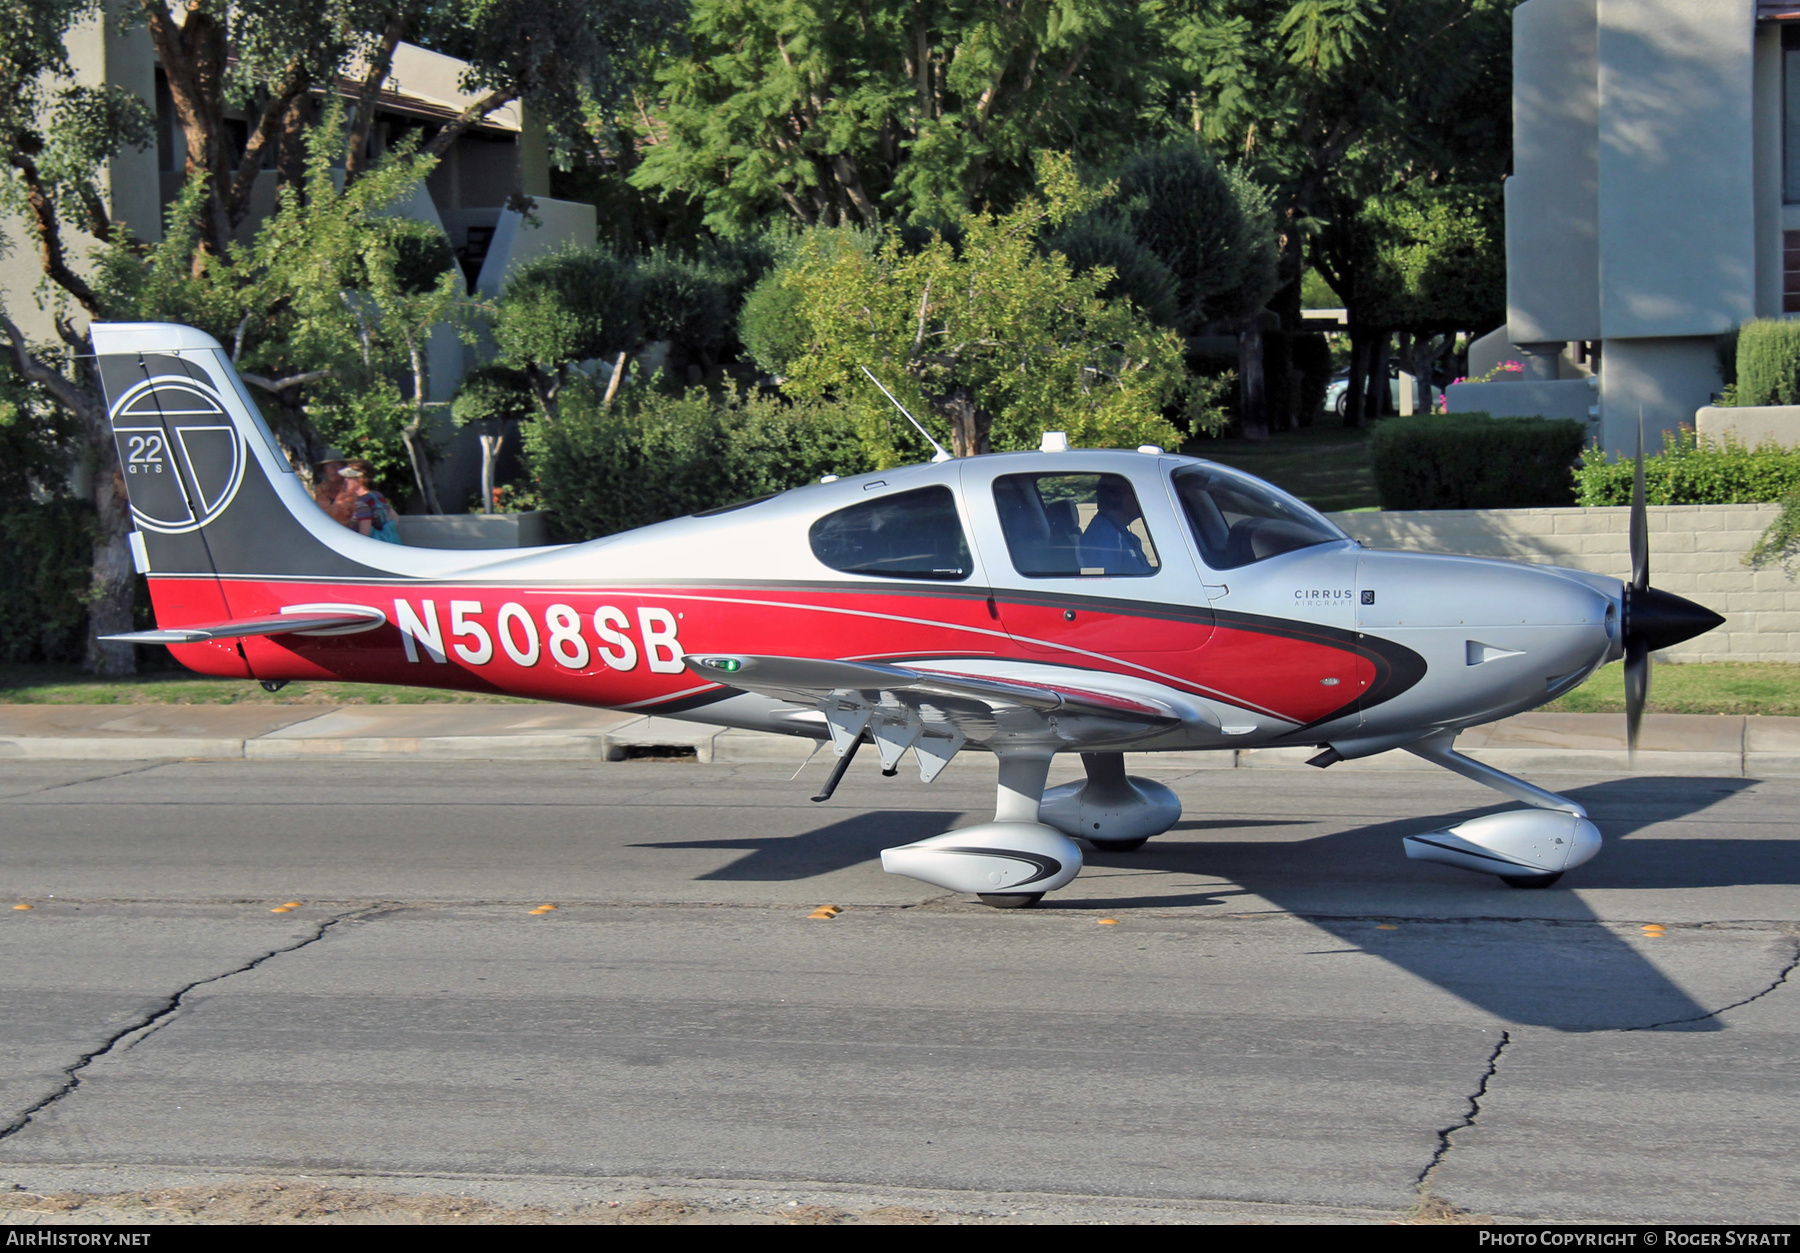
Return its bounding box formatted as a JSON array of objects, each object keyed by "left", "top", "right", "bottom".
[{"left": 858, "top": 365, "right": 953, "bottom": 462}]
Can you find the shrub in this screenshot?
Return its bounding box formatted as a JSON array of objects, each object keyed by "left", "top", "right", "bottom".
[
  {"left": 1042, "top": 211, "right": 1180, "bottom": 327},
  {"left": 635, "top": 249, "right": 731, "bottom": 358},
  {"left": 525, "top": 383, "right": 876, "bottom": 541},
  {"left": 0, "top": 500, "right": 97, "bottom": 664},
  {"left": 1573, "top": 428, "right": 1800, "bottom": 505},
  {"left": 737, "top": 272, "right": 808, "bottom": 376},
  {"left": 1110, "top": 142, "right": 1280, "bottom": 331},
  {"left": 1370, "top": 413, "right": 1587, "bottom": 510},
  {"left": 494, "top": 249, "right": 642, "bottom": 376},
  {"left": 1735, "top": 319, "right": 1800, "bottom": 407}
]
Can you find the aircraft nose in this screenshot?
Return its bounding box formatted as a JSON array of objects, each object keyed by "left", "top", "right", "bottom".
[{"left": 1625, "top": 585, "right": 1726, "bottom": 652}]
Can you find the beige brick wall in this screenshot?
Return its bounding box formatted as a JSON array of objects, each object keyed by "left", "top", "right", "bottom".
[{"left": 1324, "top": 505, "right": 1790, "bottom": 663}]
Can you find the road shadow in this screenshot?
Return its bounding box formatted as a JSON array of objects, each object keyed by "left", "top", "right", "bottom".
[
  {"left": 1082, "top": 777, "right": 1774, "bottom": 1031},
  {"left": 635, "top": 810, "right": 958, "bottom": 881},
  {"left": 657, "top": 774, "right": 1781, "bottom": 1032}
]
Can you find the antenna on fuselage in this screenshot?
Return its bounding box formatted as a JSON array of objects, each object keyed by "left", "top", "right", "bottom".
[{"left": 858, "top": 365, "right": 953, "bottom": 462}]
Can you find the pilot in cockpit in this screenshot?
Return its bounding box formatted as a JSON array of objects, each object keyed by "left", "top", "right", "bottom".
[{"left": 1079, "top": 478, "right": 1154, "bottom": 575}]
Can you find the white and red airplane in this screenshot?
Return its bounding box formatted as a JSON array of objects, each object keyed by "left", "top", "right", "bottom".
[{"left": 94, "top": 322, "right": 1724, "bottom": 906}]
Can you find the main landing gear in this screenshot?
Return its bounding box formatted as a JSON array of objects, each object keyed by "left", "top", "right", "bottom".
[{"left": 880, "top": 751, "right": 1183, "bottom": 908}]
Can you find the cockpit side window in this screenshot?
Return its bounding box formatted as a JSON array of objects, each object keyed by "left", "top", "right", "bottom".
[
  {"left": 992, "top": 473, "right": 1161, "bottom": 577},
  {"left": 809, "top": 485, "right": 972, "bottom": 580},
  {"left": 1170, "top": 464, "right": 1342, "bottom": 570}
]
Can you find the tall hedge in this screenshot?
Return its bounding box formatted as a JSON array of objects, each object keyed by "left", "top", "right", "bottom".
[
  {"left": 526, "top": 384, "right": 876, "bottom": 541},
  {"left": 1370, "top": 413, "right": 1587, "bottom": 510},
  {"left": 1573, "top": 428, "right": 1800, "bottom": 505},
  {"left": 0, "top": 499, "right": 96, "bottom": 664},
  {"left": 1735, "top": 319, "right": 1800, "bottom": 407}
]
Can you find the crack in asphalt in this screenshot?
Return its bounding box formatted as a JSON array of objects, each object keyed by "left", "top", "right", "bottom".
[
  {"left": 0, "top": 762, "right": 169, "bottom": 803},
  {"left": 1633, "top": 931, "right": 1800, "bottom": 1031},
  {"left": 1416, "top": 1030, "right": 1510, "bottom": 1190},
  {"left": 0, "top": 909, "right": 365, "bottom": 1145}
]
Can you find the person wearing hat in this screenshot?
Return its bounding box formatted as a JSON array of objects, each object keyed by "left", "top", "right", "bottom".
[
  {"left": 340, "top": 464, "right": 402, "bottom": 544},
  {"left": 312, "top": 456, "right": 354, "bottom": 525}
]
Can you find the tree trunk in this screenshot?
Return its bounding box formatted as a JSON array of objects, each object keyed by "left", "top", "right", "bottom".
[
  {"left": 276, "top": 92, "right": 313, "bottom": 195},
  {"left": 602, "top": 352, "right": 629, "bottom": 408},
  {"left": 1368, "top": 334, "right": 1392, "bottom": 420},
  {"left": 1238, "top": 321, "right": 1268, "bottom": 441},
  {"left": 403, "top": 340, "right": 444, "bottom": 514},
  {"left": 1345, "top": 326, "right": 1372, "bottom": 430},
  {"left": 85, "top": 444, "right": 137, "bottom": 676},
  {"left": 480, "top": 433, "right": 503, "bottom": 514},
  {"left": 400, "top": 424, "right": 443, "bottom": 514},
  {"left": 938, "top": 388, "right": 990, "bottom": 457}
]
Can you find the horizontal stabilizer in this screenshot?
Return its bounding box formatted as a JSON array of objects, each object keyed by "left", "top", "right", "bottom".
[{"left": 102, "top": 604, "right": 387, "bottom": 645}]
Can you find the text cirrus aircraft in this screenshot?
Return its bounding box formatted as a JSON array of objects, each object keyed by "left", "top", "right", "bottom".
[{"left": 96, "top": 322, "right": 1724, "bottom": 907}]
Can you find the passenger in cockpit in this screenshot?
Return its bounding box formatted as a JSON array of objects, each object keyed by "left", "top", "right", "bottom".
[{"left": 1080, "top": 477, "right": 1154, "bottom": 575}]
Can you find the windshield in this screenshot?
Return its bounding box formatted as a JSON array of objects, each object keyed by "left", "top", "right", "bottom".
[{"left": 1170, "top": 463, "right": 1345, "bottom": 571}]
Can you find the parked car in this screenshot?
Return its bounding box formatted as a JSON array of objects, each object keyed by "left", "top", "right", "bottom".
[{"left": 1325, "top": 369, "right": 1420, "bottom": 418}]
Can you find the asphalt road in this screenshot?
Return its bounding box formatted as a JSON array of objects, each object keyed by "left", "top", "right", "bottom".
[{"left": 0, "top": 757, "right": 1795, "bottom": 1224}]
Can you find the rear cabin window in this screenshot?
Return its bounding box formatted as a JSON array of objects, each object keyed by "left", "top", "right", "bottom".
[
  {"left": 809, "top": 486, "right": 972, "bottom": 581},
  {"left": 992, "top": 472, "right": 1161, "bottom": 577}
]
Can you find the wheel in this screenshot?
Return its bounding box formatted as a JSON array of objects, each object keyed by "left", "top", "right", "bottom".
[
  {"left": 978, "top": 892, "right": 1044, "bottom": 909},
  {"left": 1500, "top": 872, "right": 1563, "bottom": 889},
  {"left": 1335, "top": 390, "right": 1350, "bottom": 419},
  {"left": 1088, "top": 837, "right": 1149, "bottom": 853}
]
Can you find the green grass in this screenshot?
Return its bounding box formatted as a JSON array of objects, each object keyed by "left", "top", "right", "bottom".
[
  {"left": 1186, "top": 423, "right": 1378, "bottom": 513},
  {"left": 6, "top": 660, "right": 1796, "bottom": 716},
  {"left": 0, "top": 664, "right": 530, "bottom": 705},
  {"left": 1541, "top": 661, "right": 1800, "bottom": 717}
]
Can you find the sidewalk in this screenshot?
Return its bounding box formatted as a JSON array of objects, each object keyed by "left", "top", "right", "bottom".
[{"left": 0, "top": 705, "right": 1794, "bottom": 776}]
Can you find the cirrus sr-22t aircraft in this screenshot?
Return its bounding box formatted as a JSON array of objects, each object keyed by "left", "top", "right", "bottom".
[{"left": 96, "top": 322, "right": 1725, "bottom": 907}]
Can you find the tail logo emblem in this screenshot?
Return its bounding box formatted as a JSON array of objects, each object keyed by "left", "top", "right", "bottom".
[{"left": 108, "top": 376, "right": 247, "bottom": 535}]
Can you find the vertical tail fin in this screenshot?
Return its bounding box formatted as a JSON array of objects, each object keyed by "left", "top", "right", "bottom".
[{"left": 91, "top": 322, "right": 454, "bottom": 581}]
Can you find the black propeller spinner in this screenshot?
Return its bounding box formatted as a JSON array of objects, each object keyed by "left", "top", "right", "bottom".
[{"left": 1622, "top": 419, "right": 1727, "bottom": 757}]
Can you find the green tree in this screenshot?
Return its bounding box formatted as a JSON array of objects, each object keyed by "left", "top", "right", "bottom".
[
  {"left": 630, "top": 0, "right": 1168, "bottom": 231},
  {"left": 490, "top": 249, "right": 642, "bottom": 417},
  {"left": 0, "top": 0, "right": 155, "bottom": 672},
  {"left": 136, "top": 0, "right": 685, "bottom": 258},
  {"left": 0, "top": 0, "right": 679, "bottom": 670},
  {"left": 102, "top": 115, "right": 472, "bottom": 510},
  {"left": 1110, "top": 142, "right": 1280, "bottom": 335},
  {"left": 1316, "top": 183, "right": 1504, "bottom": 414},
  {"left": 768, "top": 154, "right": 1189, "bottom": 462},
  {"left": 1169, "top": 0, "right": 1515, "bottom": 426}
]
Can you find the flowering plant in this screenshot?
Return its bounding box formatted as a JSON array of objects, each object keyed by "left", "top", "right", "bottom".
[{"left": 1434, "top": 360, "right": 1523, "bottom": 412}]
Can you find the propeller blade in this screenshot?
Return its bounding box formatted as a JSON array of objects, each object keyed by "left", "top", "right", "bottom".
[
  {"left": 1623, "top": 638, "right": 1649, "bottom": 766},
  {"left": 1630, "top": 413, "right": 1649, "bottom": 594}
]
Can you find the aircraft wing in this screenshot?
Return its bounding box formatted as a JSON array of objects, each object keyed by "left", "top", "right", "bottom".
[
  {"left": 684, "top": 653, "right": 1189, "bottom": 782},
  {"left": 102, "top": 605, "right": 387, "bottom": 645}
]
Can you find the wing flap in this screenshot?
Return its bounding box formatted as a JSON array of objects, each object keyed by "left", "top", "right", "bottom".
[{"left": 686, "top": 654, "right": 1179, "bottom": 723}]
